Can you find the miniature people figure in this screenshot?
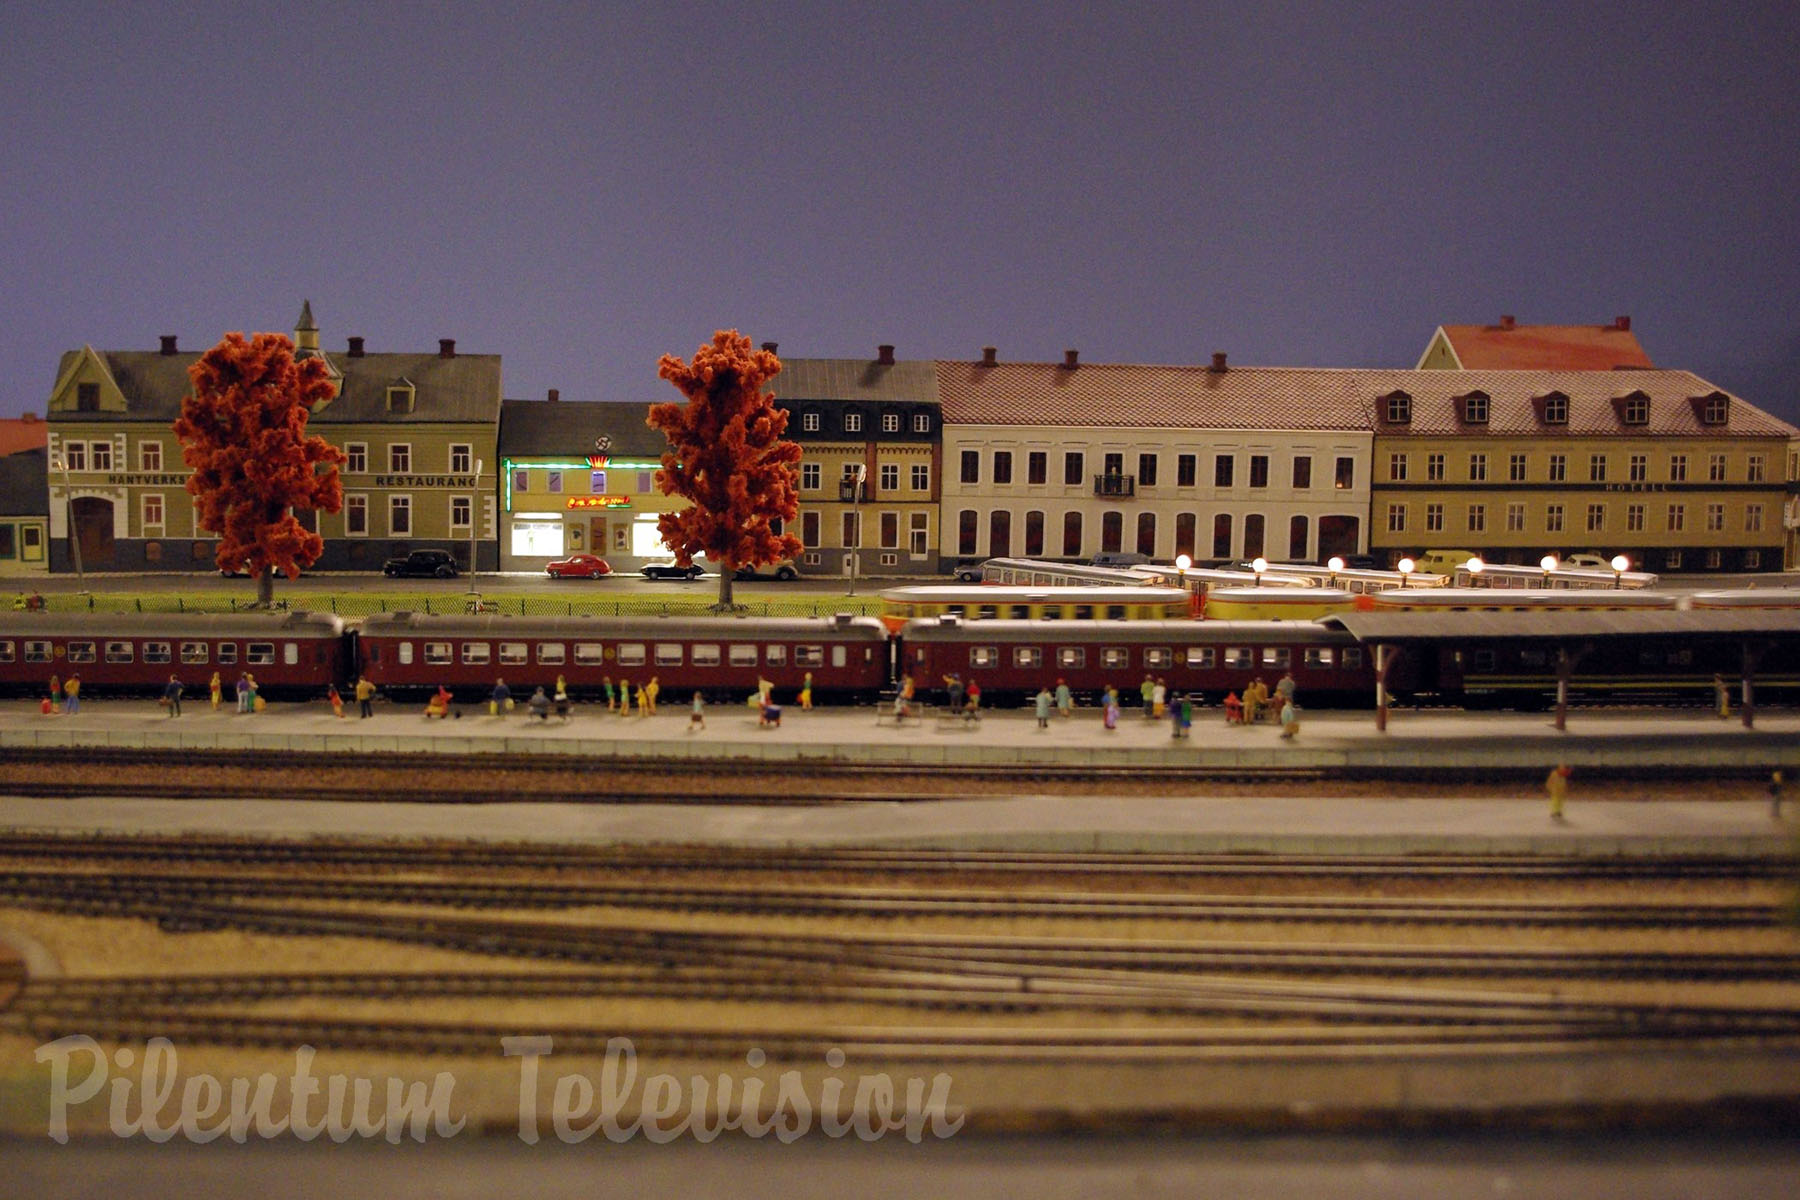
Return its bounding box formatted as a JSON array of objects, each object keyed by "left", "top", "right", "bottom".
[
  {"left": 236, "top": 672, "right": 252, "bottom": 714},
  {"left": 1140, "top": 674, "right": 1155, "bottom": 718},
  {"left": 210, "top": 671, "right": 223, "bottom": 712},
  {"left": 328, "top": 683, "right": 345, "bottom": 719},
  {"left": 48, "top": 673, "right": 62, "bottom": 714},
  {"left": 1102, "top": 686, "right": 1119, "bottom": 730},
  {"left": 528, "top": 687, "right": 551, "bottom": 721},
  {"left": 757, "top": 676, "right": 774, "bottom": 707},
  {"left": 355, "top": 675, "right": 376, "bottom": 718},
  {"left": 1055, "top": 678, "right": 1072, "bottom": 718},
  {"left": 800, "top": 671, "right": 813, "bottom": 710},
  {"left": 554, "top": 675, "right": 571, "bottom": 721},
  {"left": 1276, "top": 672, "right": 1297, "bottom": 708},
  {"left": 425, "top": 685, "right": 452, "bottom": 719},
  {"left": 943, "top": 673, "right": 964, "bottom": 712},
  {"left": 965, "top": 678, "right": 981, "bottom": 715},
  {"left": 1714, "top": 674, "right": 1730, "bottom": 719},
  {"left": 1771, "top": 770, "right": 1784, "bottom": 820},
  {"left": 1278, "top": 699, "right": 1299, "bottom": 740},
  {"left": 617, "top": 678, "right": 632, "bottom": 717},
  {"left": 603, "top": 676, "right": 616, "bottom": 711},
  {"left": 1546, "top": 763, "right": 1572, "bottom": 822},
  {"left": 1035, "top": 685, "right": 1053, "bottom": 729},
  {"left": 1152, "top": 677, "right": 1167, "bottom": 720},
  {"left": 689, "top": 691, "right": 706, "bottom": 731},
  {"left": 1244, "top": 678, "right": 1264, "bottom": 725},
  {"left": 162, "top": 674, "right": 182, "bottom": 717},
  {"left": 896, "top": 675, "right": 916, "bottom": 719},
  {"left": 1176, "top": 693, "right": 1194, "bottom": 739},
  {"left": 644, "top": 676, "right": 660, "bottom": 715},
  {"left": 246, "top": 674, "right": 261, "bottom": 713},
  {"left": 1224, "top": 691, "right": 1242, "bottom": 724},
  {"left": 491, "top": 677, "right": 511, "bottom": 716},
  {"left": 759, "top": 696, "right": 782, "bottom": 728},
  {"left": 64, "top": 674, "right": 81, "bottom": 715}
]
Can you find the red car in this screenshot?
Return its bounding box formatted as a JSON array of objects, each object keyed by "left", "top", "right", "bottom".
[{"left": 544, "top": 553, "right": 613, "bottom": 579}]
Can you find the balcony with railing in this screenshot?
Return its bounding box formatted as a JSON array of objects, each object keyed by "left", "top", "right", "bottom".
[{"left": 1093, "top": 473, "right": 1136, "bottom": 498}]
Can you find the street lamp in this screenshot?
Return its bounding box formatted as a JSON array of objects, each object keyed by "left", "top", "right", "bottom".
[
  {"left": 1251, "top": 556, "right": 1268, "bottom": 587},
  {"left": 1175, "top": 553, "right": 1192, "bottom": 571},
  {"left": 466, "top": 458, "right": 483, "bottom": 594},
  {"left": 1397, "top": 556, "right": 1415, "bottom": 588},
  {"left": 1610, "top": 553, "right": 1630, "bottom": 590},
  {"left": 1540, "top": 554, "right": 1558, "bottom": 586},
  {"left": 1465, "top": 556, "right": 1485, "bottom": 587},
  {"left": 50, "top": 456, "right": 84, "bottom": 588},
  {"left": 845, "top": 462, "right": 866, "bottom": 597},
  {"left": 1327, "top": 555, "right": 1345, "bottom": 583}
]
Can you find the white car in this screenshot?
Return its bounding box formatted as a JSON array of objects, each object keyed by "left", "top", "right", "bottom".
[{"left": 1562, "top": 552, "right": 1614, "bottom": 570}]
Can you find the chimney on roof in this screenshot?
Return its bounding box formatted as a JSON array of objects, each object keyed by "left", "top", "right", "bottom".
[
  {"left": 1063, "top": 349, "right": 1079, "bottom": 369},
  {"left": 439, "top": 339, "right": 456, "bottom": 359},
  {"left": 548, "top": 388, "right": 559, "bottom": 403},
  {"left": 21, "top": 412, "right": 38, "bottom": 423},
  {"left": 761, "top": 341, "right": 778, "bottom": 354},
  {"left": 1614, "top": 315, "right": 1631, "bottom": 331},
  {"left": 347, "top": 337, "right": 365, "bottom": 357},
  {"left": 1499, "top": 314, "right": 1516, "bottom": 331},
  {"left": 1210, "top": 351, "right": 1228, "bottom": 373},
  {"left": 158, "top": 335, "right": 177, "bottom": 356},
  {"left": 981, "top": 346, "right": 997, "bottom": 367},
  {"left": 877, "top": 344, "right": 895, "bottom": 365}
]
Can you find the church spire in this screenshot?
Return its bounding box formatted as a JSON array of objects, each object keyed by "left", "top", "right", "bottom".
[{"left": 294, "top": 299, "right": 319, "bottom": 355}]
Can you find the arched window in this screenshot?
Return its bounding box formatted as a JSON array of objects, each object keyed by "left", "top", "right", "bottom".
[
  {"left": 1136, "top": 512, "right": 1156, "bottom": 557},
  {"left": 1101, "top": 511, "right": 1123, "bottom": 553},
  {"left": 1062, "top": 511, "right": 1083, "bottom": 557},
  {"left": 1288, "top": 515, "right": 1309, "bottom": 561},
  {"left": 1024, "top": 510, "right": 1045, "bottom": 557}
]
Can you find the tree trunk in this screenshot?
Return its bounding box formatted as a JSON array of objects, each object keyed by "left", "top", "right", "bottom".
[
  {"left": 717, "top": 570, "right": 734, "bottom": 610},
  {"left": 256, "top": 569, "right": 275, "bottom": 609}
]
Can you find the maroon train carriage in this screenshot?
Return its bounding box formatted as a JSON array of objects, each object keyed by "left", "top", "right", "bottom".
[
  {"left": 0, "top": 610, "right": 349, "bottom": 698},
  {"left": 900, "top": 617, "right": 1377, "bottom": 708},
  {"left": 355, "top": 611, "right": 891, "bottom": 702}
]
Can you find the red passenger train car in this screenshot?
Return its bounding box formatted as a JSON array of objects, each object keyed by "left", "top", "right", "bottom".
[
  {"left": 355, "top": 611, "right": 891, "bottom": 701},
  {"left": 0, "top": 611, "right": 349, "bottom": 697},
  {"left": 900, "top": 617, "right": 1376, "bottom": 706}
]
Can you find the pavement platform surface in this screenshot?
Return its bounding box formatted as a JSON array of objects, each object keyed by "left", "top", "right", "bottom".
[{"left": 0, "top": 699, "right": 1796, "bottom": 856}]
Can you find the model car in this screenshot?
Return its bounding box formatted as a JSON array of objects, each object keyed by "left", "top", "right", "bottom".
[
  {"left": 733, "top": 560, "right": 800, "bottom": 581},
  {"left": 544, "top": 553, "right": 613, "bottom": 579},
  {"left": 640, "top": 559, "right": 705, "bottom": 580},
  {"left": 382, "top": 549, "right": 460, "bottom": 578}
]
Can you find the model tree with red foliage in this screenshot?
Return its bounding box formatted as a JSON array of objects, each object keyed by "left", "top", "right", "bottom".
[
  {"left": 648, "top": 330, "right": 803, "bottom": 610},
  {"left": 175, "top": 332, "right": 345, "bottom": 608}
]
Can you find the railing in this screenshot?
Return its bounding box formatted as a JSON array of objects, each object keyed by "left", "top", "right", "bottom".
[{"left": 1093, "top": 474, "right": 1136, "bottom": 498}]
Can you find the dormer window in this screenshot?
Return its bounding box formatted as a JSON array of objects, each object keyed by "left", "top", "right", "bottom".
[
  {"left": 1380, "top": 391, "right": 1411, "bottom": 424},
  {"left": 1615, "top": 391, "right": 1650, "bottom": 426},
  {"left": 1698, "top": 392, "right": 1730, "bottom": 425},
  {"left": 1457, "top": 391, "right": 1489, "bottom": 424},
  {"left": 844, "top": 411, "right": 863, "bottom": 434},
  {"left": 76, "top": 383, "right": 100, "bottom": 411},
  {"left": 1536, "top": 391, "right": 1569, "bottom": 425},
  {"left": 385, "top": 379, "right": 416, "bottom": 414},
  {"left": 800, "top": 411, "right": 820, "bottom": 433}
]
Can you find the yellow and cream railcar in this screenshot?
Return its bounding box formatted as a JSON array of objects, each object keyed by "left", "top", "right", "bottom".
[{"left": 877, "top": 585, "right": 1193, "bottom": 633}]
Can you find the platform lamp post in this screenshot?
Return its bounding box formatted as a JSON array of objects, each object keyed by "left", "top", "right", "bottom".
[
  {"left": 843, "top": 462, "right": 866, "bottom": 597},
  {"left": 1251, "top": 556, "right": 1268, "bottom": 587},
  {"left": 466, "top": 458, "right": 483, "bottom": 594},
  {"left": 50, "top": 455, "right": 84, "bottom": 589},
  {"left": 1397, "top": 556, "right": 1415, "bottom": 588},
  {"left": 1465, "top": 556, "right": 1485, "bottom": 587},
  {"left": 1540, "top": 554, "right": 1559, "bottom": 586},
  {"left": 1610, "top": 554, "right": 1630, "bottom": 590},
  {"left": 1327, "top": 556, "right": 1345, "bottom": 585}
]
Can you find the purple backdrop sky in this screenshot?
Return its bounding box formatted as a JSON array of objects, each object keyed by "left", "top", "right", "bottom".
[{"left": 4, "top": 1, "right": 1797, "bottom": 421}]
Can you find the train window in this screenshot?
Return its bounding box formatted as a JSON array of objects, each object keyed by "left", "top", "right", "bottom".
[
  {"left": 26, "top": 640, "right": 51, "bottom": 663},
  {"left": 727, "top": 645, "right": 758, "bottom": 668},
  {"left": 795, "top": 645, "right": 824, "bottom": 668},
  {"left": 461, "top": 643, "right": 491, "bottom": 665},
  {"left": 1101, "top": 648, "right": 1129, "bottom": 670},
  {"left": 970, "top": 646, "right": 999, "bottom": 668},
  {"left": 1520, "top": 649, "right": 1548, "bottom": 669},
  {"left": 1342, "top": 648, "right": 1362, "bottom": 669},
  {"left": 1224, "top": 647, "right": 1252, "bottom": 669},
  {"left": 616, "top": 644, "right": 646, "bottom": 667},
  {"left": 67, "top": 642, "right": 96, "bottom": 663},
  {"left": 1010, "top": 605, "right": 1031, "bottom": 619},
  {"left": 1106, "top": 606, "right": 1127, "bottom": 620},
  {"left": 1303, "top": 648, "right": 1334, "bottom": 668},
  {"left": 500, "top": 643, "right": 529, "bottom": 666},
  {"left": 1014, "top": 647, "right": 1042, "bottom": 669},
  {"left": 247, "top": 643, "right": 275, "bottom": 666},
  {"left": 143, "top": 642, "right": 171, "bottom": 664},
  {"left": 1074, "top": 605, "right": 1094, "bottom": 620},
  {"left": 1040, "top": 605, "right": 1063, "bottom": 621},
  {"left": 655, "top": 643, "right": 684, "bottom": 666},
  {"left": 216, "top": 643, "right": 238, "bottom": 664},
  {"left": 766, "top": 645, "right": 787, "bottom": 667},
  {"left": 1184, "top": 647, "right": 1215, "bottom": 669},
  {"left": 947, "top": 605, "right": 966, "bottom": 618},
  {"left": 832, "top": 646, "right": 847, "bottom": 668},
  {"left": 1144, "top": 648, "right": 1172, "bottom": 669},
  {"left": 692, "top": 644, "right": 721, "bottom": 667},
  {"left": 1472, "top": 650, "right": 1497, "bottom": 673},
  {"left": 0, "top": 641, "right": 12, "bottom": 663},
  {"left": 536, "top": 644, "right": 566, "bottom": 665},
  {"left": 1669, "top": 649, "right": 1693, "bottom": 667},
  {"left": 1058, "top": 647, "right": 1085, "bottom": 669},
  {"left": 284, "top": 643, "right": 299, "bottom": 666},
  {"left": 977, "top": 605, "right": 999, "bottom": 619},
  {"left": 103, "top": 641, "right": 133, "bottom": 663},
  {"left": 1261, "top": 648, "right": 1290, "bottom": 669},
  {"left": 180, "top": 642, "right": 209, "bottom": 665},
  {"left": 394, "top": 643, "right": 411, "bottom": 666},
  {"left": 575, "top": 644, "right": 605, "bottom": 666},
  {"left": 424, "top": 642, "right": 453, "bottom": 665}
]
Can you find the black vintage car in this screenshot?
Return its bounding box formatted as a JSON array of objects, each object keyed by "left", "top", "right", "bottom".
[{"left": 382, "top": 549, "right": 459, "bottom": 578}]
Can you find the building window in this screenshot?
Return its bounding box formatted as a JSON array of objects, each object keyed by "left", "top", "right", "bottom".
[
  {"left": 1702, "top": 395, "right": 1729, "bottom": 425},
  {"left": 1136, "top": 512, "right": 1156, "bottom": 557},
  {"left": 1629, "top": 454, "right": 1647, "bottom": 482},
  {"left": 802, "top": 412, "right": 820, "bottom": 433},
  {"left": 389, "top": 444, "right": 411, "bottom": 473},
  {"left": 1507, "top": 502, "right": 1526, "bottom": 533},
  {"left": 1621, "top": 395, "right": 1649, "bottom": 425},
  {"left": 913, "top": 413, "right": 930, "bottom": 434},
  {"left": 451, "top": 444, "right": 472, "bottom": 473},
  {"left": 390, "top": 495, "right": 411, "bottom": 535},
  {"left": 909, "top": 512, "right": 929, "bottom": 555},
  {"left": 1103, "top": 452, "right": 1124, "bottom": 478},
  {"left": 881, "top": 412, "right": 900, "bottom": 433},
  {"left": 993, "top": 451, "right": 1012, "bottom": 485},
  {"left": 1212, "top": 513, "right": 1233, "bottom": 558},
  {"left": 1425, "top": 503, "right": 1444, "bottom": 533},
  {"left": 546, "top": 471, "right": 563, "bottom": 493},
  {"left": 1545, "top": 504, "right": 1565, "bottom": 534},
  {"left": 801, "top": 511, "right": 820, "bottom": 548},
  {"left": 957, "top": 509, "right": 977, "bottom": 556},
  {"left": 76, "top": 382, "right": 100, "bottom": 411},
  {"left": 1706, "top": 548, "right": 1723, "bottom": 569},
  {"left": 1386, "top": 504, "right": 1406, "bottom": 533},
  {"left": 1062, "top": 511, "right": 1082, "bottom": 556},
  {"left": 1064, "top": 452, "right": 1084, "bottom": 486},
  {"left": 1335, "top": 457, "right": 1354, "bottom": 490},
  {"left": 386, "top": 384, "right": 414, "bottom": 413},
  {"left": 1462, "top": 393, "right": 1489, "bottom": 424},
  {"left": 1666, "top": 550, "right": 1684, "bottom": 569},
  {"left": 842, "top": 511, "right": 861, "bottom": 548},
  {"left": 1467, "top": 504, "right": 1485, "bottom": 534},
  {"left": 64, "top": 442, "right": 86, "bottom": 471},
  {"left": 1248, "top": 455, "right": 1269, "bottom": 488},
  {"left": 346, "top": 443, "right": 367, "bottom": 474},
  {"left": 1138, "top": 453, "right": 1158, "bottom": 487},
  {"left": 879, "top": 463, "right": 899, "bottom": 491},
  {"left": 91, "top": 442, "right": 113, "bottom": 471},
  {"left": 1288, "top": 514, "right": 1309, "bottom": 560},
  {"left": 1501, "top": 453, "right": 1524, "bottom": 482},
  {"left": 1706, "top": 504, "right": 1725, "bottom": 532},
  {"left": 1175, "top": 512, "right": 1196, "bottom": 558},
  {"left": 1214, "top": 455, "right": 1235, "bottom": 487},
  {"left": 1746, "top": 549, "right": 1762, "bottom": 569},
  {"left": 1669, "top": 455, "right": 1687, "bottom": 482},
  {"left": 1027, "top": 452, "right": 1047, "bottom": 485},
  {"left": 960, "top": 451, "right": 979, "bottom": 485},
  {"left": 1100, "top": 510, "right": 1122, "bottom": 553},
  {"left": 589, "top": 470, "right": 607, "bottom": 493},
  {"left": 451, "top": 496, "right": 471, "bottom": 531},
  {"left": 1586, "top": 503, "right": 1606, "bottom": 533},
  {"left": 1384, "top": 393, "right": 1411, "bottom": 423},
  {"left": 1542, "top": 394, "right": 1569, "bottom": 424},
  {"left": 1589, "top": 455, "right": 1607, "bottom": 483},
  {"left": 1708, "top": 454, "right": 1727, "bottom": 483},
  {"left": 142, "top": 494, "right": 164, "bottom": 532},
  {"left": 1748, "top": 454, "right": 1766, "bottom": 483},
  {"left": 1292, "top": 457, "right": 1311, "bottom": 489},
  {"left": 911, "top": 464, "right": 930, "bottom": 490},
  {"left": 1468, "top": 453, "right": 1487, "bottom": 483},
  {"left": 1626, "top": 503, "right": 1645, "bottom": 532},
  {"left": 1667, "top": 504, "right": 1685, "bottom": 533},
  {"left": 1388, "top": 453, "right": 1407, "bottom": 482},
  {"left": 1746, "top": 504, "right": 1764, "bottom": 533},
  {"left": 1178, "top": 454, "right": 1197, "bottom": 487},
  {"left": 1024, "top": 510, "right": 1044, "bottom": 556},
  {"left": 1425, "top": 453, "right": 1444, "bottom": 482},
  {"left": 844, "top": 412, "right": 862, "bottom": 434},
  {"left": 1547, "top": 454, "right": 1566, "bottom": 483},
  {"left": 801, "top": 462, "right": 821, "bottom": 490},
  {"left": 346, "top": 495, "right": 367, "bottom": 535},
  {"left": 139, "top": 441, "right": 162, "bottom": 471}
]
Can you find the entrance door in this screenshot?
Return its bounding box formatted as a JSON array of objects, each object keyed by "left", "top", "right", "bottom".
[
  {"left": 72, "top": 497, "right": 115, "bottom": 566},
  {"left": 1318, "top": 514, "right": 1361, "bottom": 561}
]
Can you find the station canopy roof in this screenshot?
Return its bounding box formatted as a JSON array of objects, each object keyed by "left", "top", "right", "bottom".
[{"left": 1321, "top": 609, "right": 1800, "bottom": 643}]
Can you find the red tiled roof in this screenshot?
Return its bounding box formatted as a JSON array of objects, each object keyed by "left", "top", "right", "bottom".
[
  {"left": 0, "top": 416, "right": 48, "bottom": 456},
  {"left": 1434, "top": 323, "right": 1653, "bottom": 370}
]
